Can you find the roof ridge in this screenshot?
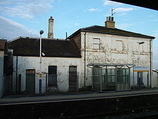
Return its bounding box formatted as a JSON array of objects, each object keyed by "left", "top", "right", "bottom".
[
  {"left": 9, "top": 36, "right": 66, "bottom": 42},
  {"left": 80, "top": 25, "right": 154, "bottom": 39}
]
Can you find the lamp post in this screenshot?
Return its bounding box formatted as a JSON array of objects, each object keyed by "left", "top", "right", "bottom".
[
  {"left": 39, "top": 30, "right": 44, "bottom": 77},
  {"left": 39, "top": 30, "right": 44, "bottom": 94}
]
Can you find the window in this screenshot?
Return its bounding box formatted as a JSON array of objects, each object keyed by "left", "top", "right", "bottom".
[
  {"left": 117, "top": 68, "right": 129, "bottom": 83},
  {"left": 106, "top": 69, "right": 115, "bottom": 83},
  {"left": 48, "top": 66, "right": 57, "bottom": 87},
  {"left": 93, "top": 38, "right": 100, "bottom": 49}
]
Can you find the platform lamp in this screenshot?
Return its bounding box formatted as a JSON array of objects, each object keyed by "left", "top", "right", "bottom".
[{"left": 39, "top": 30, "right": 44, "bottom": 94}]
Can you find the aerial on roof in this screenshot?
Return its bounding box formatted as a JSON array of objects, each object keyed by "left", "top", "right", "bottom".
[
  {"left": 68, "top": 25, "right": 155, "bottom": 39},
  {"left": 8, "top": 37, "right": 81, "bottom": 58}
]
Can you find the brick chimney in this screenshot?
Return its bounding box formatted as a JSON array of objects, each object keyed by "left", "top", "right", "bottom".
[
  {"left": 105, "top": 16, "right": 115, "bottom": 28},
  {"left": 48, "top": 16, "right": 54, "bottom": 39}
]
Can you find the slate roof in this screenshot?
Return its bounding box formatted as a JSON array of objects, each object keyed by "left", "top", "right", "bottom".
[
  {"left": 68, "top": 25, "right": 155, "bottom": 39},
  {"left": 8, "top": 37, "right": 81, "bottom": 58},
  {"left": 0, "top": 39, "right": 7, "bottom": 51}
]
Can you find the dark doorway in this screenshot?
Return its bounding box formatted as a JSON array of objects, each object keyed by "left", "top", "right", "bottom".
[
  {"left": 69, "top": 66, "right": 77, "bottom": 92},
  {"left": 26, "top": 69, "right": 35, "bottom": 94}
]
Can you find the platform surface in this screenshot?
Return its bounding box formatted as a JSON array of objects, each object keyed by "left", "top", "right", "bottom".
[{"left": 1, "top": 89, "right": 158, "bottom": 105}]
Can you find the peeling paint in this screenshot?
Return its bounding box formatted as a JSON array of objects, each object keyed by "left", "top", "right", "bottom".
[
  {"left": 80, "top": 32, "right": 152, "bottom": 87},
  {"left": 12, "top": 57, "right": 82, "bottom": 93},
  {"left": 11, "top": 31, "right": 153, "bottom": 94}
]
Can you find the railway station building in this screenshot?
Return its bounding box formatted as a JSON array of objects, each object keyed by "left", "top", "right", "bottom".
[{"left": 7, "top": 16, "right": 155, "bottom": 94}]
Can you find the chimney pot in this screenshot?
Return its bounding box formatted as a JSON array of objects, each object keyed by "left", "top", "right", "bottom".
[{"left": 105, "top": 16, "right": 115, "bottom": 28}]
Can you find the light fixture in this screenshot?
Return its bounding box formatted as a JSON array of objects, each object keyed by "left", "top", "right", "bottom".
[
  {"left": 40, "top": 30, "right": 44, "bottom": 35},
  {"left": 138, "top": 42, "right": 144, "bottom": 44}
]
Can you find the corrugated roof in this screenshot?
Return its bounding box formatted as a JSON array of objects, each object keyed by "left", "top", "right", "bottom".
[
  {"left": 0, "top": 39, "right": 7, "bottom": 51},
  {"left": 68, "top": 25, "right": 155, "bottom": 39},
  {"left": 8, "top": 37, "right": 81, "bottom": 58}
]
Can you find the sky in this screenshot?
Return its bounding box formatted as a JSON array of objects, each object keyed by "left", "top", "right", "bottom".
[{"left": 0, "top": 0, "right": 158, "bottom": 68}]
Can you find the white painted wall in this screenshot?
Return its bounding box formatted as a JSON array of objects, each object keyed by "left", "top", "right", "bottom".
[
  {"left": 80, "top": 32, "right": 152, "bottom": 88},
  {"left": 11, "top": 32, "right": 153, "bottom": 93},
  {"left": 12, "top": 56, "right": 82, "bottom": 94}
]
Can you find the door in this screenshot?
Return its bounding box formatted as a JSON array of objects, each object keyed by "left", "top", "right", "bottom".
[
  {"left": 92, "top": 67, "right": 102, "bottom": 91},
  {"left": 137, "top": 72, "right": 143, "bottom": 89},
  {"left": 116, "top": 68, "right": 130, "bottom": 91},
  {"left": 69, "top": 66, "right": 77, "bottom": 92},
  {"left": 26, "top": 69, "right": 35, "bottom": 94}
]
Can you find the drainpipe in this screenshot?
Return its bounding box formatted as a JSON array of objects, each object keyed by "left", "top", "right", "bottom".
[
  {"left": 16, "top": 56, "right": 18, "bottom": 94},
  {"left": 84, "top": 32, "right": 87, "bottom": 87},
  {"left": 149, "top": 39, "right": 153, "bottom": 88}
]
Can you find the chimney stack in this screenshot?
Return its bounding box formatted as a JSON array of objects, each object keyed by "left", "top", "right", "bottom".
[
  {"left": 105, "top": 16, "right": 115, "bottom": 28},
  {"left": 48, "top": 16, "right": 54, "bottom": 39}
]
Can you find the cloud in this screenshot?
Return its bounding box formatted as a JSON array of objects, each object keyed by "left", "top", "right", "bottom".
[
  {"left": 0, "top": 0, "right": 53, "bottom": 19},
  {"left": 84, "top": 8, "right": 101, "bottom": 12},
  {"left": 74, "top": 23, "right": 80, "bottom": 26},
  {"left": 103, "top": 0, "right": 122, "bottom": 6},
  {"left": 87, "top": 8, "right": 101, "bottom": 12},
  {"left": 103, "top": 0, "right": 134, "bottom": 16},
  {"left": 0, "top": 16, "right": 38, "bottom": 40},
  {"left": 114, "top": 7, "right": 134, "bottom": 12}
]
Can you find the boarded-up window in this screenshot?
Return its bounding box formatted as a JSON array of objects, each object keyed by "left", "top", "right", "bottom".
[
  {"left": 116, "top": 40, "right": 122, "bottom": 50},
  {"left": 93, "top": 38, "right": 100, "bottom": 49},
  {"left": 48, "top": 66, "right": 57, "bottom": 87}
]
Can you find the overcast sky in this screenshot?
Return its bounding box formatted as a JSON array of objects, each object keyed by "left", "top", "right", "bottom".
[{"left": 0, "top": 0, "right": 158, "bottom": 68}]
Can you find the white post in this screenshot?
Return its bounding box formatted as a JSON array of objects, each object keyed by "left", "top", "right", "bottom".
[
  {"left": 40, "top": 34, "right": 42, "bottom": 76},
  {"left": 39, "top": 30, "right": 44, "bottom": 94}
]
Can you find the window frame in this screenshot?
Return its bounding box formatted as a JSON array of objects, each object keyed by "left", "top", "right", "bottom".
[
  {"left": 93, "top": 38, "right": 100, "bottom": 50},
  {"left": 117, "top": 68, "right": 130, "bottom": 83},
  {"left": 48, "top": 65, "right": 57, "bottom": 87}
]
